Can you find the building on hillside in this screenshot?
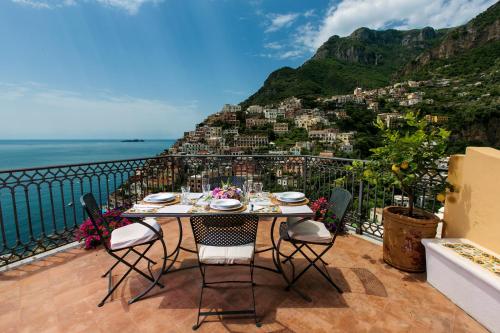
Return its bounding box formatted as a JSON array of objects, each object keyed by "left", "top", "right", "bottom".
[
  {"left": 234, "top": 135, "right": 269, "bottom": 149},
  {"left": 273, "top": 122, "right": 289, "bottom": 134},
  {"left": 264, "top": 108, "right": 285, "bottom": 120},
  {"left": 354, "top": 87, "right": 363, "bottom": 97},
  {"left": 246, "top": 105, "right": 264, "bottom": 114},
  {"left": 425, "top": 115, "right": 449, "bottom": 124},
  {"left": 367, "top": 101, "right": 379, "bottom": 112},
  {"left": 220, "top": 112, "right": 240, "bottom": 126},
  {"left": 208, "top": 127, "right": 222, "bottom": 137},
  {"left": 339, "top": 143, "right": 354, "bottom": 153},
  {"left": 295, "top": 114, "right": 328, "bottom": 130},
  {"left": 334, "top": 111, "right": 348, "bottom": 119},
  {"left": 308, "top": 128, "right": 339, "bottom": 144},
  {"left": 223, "top": 128, "right": 239, "bottom": 136},
  {"left": 181, "top": 142, "right": 210, "bottom": 155},
  {"left": 377, "top": 113, "right": 404, "bottom": 128},
  {"left": 221, "top": 104, "right": 241, "bottom": 113},
  {"left": 337, "top": 132, "right": 355, "bottom": 145},
  {"left": 246, "top": 118, "right": 269, "bottom": 128},
  {"left": 319, "top": 151, "right": 334, "bottom": 158}
]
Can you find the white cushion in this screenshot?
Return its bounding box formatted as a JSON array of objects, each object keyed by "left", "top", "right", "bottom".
[
  {"left": 198, "top": 243, "right": 255, "bottom": 265},
  {"left": 287, "top": 220, "right": 332, "bottom": 244},
  {"left": 287, "top": 216, "right": 310, "bottom": 227},
  {"left": 110, "top": 217, "right": 161, "bottom": 250}
]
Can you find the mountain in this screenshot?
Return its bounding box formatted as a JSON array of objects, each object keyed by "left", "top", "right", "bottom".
[
  {"left": 241, "top": 2, "right": 499, "bottom": 108},
  {"left": 404, "top": 1, "right": 499, "bottom": 78}
]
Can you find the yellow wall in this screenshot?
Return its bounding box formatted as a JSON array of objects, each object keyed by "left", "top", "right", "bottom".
[{"left": 444, "top": 147, "right": 500, "bottom": 254}]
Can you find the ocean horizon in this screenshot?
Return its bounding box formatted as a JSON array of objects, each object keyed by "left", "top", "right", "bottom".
[{"left": 0, "top": 139, "right": 176, "bottom": 171}]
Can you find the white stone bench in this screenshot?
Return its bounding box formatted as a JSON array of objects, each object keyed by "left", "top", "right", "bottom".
[{"left": 422, "top": 238, "right": 500, "bottom": 333}]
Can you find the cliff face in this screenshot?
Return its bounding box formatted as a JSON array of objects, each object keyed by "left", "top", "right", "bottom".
[
  {"left": 405, "top": 2, "right": 500, "bottom": 73},
  {"left": 312, "top": 27, "right": 440, "bottom": 65}
]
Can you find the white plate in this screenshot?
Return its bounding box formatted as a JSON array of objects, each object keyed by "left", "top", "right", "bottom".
[
  {"left": 210, "top": 199, "right": 242, "bottom": 210},
  {"left": 276, "top": 192, "right": 306, "bottom": 202},
  {"left": 144, "top": 193, "right": 176, "bottom": 203}
]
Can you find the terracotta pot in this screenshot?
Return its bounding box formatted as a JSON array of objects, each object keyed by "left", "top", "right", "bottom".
[{"left": 382, "top": 206, "right": 439, "bottom": 272}]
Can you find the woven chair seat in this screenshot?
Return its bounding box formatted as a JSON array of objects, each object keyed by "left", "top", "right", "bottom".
[{"left": 110, "top": 218, "right": 161, "bottom": 250}]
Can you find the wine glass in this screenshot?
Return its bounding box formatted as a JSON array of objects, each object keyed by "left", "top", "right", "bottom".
[{"left": 181, "top": 185, "right": 191, "bottom": 204}]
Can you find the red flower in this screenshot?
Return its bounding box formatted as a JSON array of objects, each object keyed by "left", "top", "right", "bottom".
[{"left": 75, "top": 206, "right": 132, "bottom": 250}]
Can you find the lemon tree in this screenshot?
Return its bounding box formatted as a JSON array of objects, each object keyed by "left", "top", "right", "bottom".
[{"left": 350, "top": 112, "right": 450, "bottom": 217}]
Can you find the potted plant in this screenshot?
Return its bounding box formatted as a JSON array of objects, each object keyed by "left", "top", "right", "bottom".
[{"left": 350, "top": 112, "right": 450, "bottom": 272}]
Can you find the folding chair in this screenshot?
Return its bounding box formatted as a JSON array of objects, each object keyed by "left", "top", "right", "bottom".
[
  {"left": 276, "top": 187, "right": 352, "bottom": 301},
  {"left": 80, "top": 193, "right": 167, "bottom": 307},
  {"left": 190, "top": 214, "right": 260, "bottom": 330}
]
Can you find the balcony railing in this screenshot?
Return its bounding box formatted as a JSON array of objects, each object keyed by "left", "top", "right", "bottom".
[{"left": 0, "top": 154, "right": 447, "bottom": 267}]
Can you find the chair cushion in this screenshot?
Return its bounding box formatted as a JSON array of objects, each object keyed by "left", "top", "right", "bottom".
[
  {"left": 198, "top": 243, "right": 255, "bottom": 265},
  {"left": 286, "top": 216, "right": 309, "bottom": 227},
  {"left": 110, "top": 217, "right": 161, "bottom": 250},
  {"left": 287, "top": 220, "right": 332, "bottom": 244}
]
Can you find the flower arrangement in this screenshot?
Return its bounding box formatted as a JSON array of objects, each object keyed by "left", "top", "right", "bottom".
[
  {"left": 310, "top": 197, "right": 338, "bottom": 232},
  {"left": 211, "top": 181, "right": 243, "bottom": 200},
  {"left": 75, "top": 207, "right": 132, "bottom": 249}
]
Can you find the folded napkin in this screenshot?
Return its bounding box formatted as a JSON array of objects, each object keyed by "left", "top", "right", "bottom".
[
  {"left": 279, "top": 205, "right": 313, "bottom": 215},
  {"left": 157, "top": 205, "right": 192, "bottom": 214},
  {"left": 133, "top": 204, "right": 163, "bottom": 209}
]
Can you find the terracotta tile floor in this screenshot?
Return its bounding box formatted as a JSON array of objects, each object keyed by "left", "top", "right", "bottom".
[{"left": 0, "top": 218, "right": 488, "bottom": 333}]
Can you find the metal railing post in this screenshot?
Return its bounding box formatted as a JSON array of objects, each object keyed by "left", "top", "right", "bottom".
[
  {"left": 303, "top": 156, "right": 308, "bottom": 195},
  {"left": 356, "top": 162, "right": 365, "bottom": 235}
]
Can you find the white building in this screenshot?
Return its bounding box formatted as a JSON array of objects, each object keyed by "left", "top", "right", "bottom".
[{"left": 246, "top": 105, "right": 264, "bottom": 114}]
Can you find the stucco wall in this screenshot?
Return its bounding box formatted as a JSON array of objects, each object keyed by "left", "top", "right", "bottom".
[{"left": 444, "top": 147, "right": 500, "bottom": 254}]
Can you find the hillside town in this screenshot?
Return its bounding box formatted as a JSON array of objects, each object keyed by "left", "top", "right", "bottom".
[{"left": 168, "top": 79, "right": 452, "bottom": 157}]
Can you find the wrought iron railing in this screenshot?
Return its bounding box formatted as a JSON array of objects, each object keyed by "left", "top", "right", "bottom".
[{"left": 0, "top": 155, "right": 447, "bottom": 267}]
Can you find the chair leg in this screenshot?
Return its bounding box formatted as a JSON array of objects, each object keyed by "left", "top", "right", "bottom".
[
  {"left": 294, "top": 244, "right": 343, "bottom": 294},
  {"left": 281, "top": 244, "right": 303, "bottom": 263},
  {"left": 250, "top": 262, "right": 261, "bottom": 327},
  {"left": 193, "top": 265, "right": 206, "bottom": 331},
  {"left": 304, "top": 243, "right": 329, "bottom": 266},
  {"left": 102, "top": 248, "right": 132, "bottom": 278}
]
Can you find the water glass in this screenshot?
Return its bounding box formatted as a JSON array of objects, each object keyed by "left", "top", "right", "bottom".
[
  {"left": 253, "top": 182, "right": 263, "bottom": 201},
  {"left": 181, "top": 185, "right": 190, "bottom": 204},
  {"left": 202, "top": 183, "right": 211, "bottom": 197}
]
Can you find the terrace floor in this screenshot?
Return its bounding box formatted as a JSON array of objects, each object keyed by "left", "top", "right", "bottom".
[{"left": 0, "top": 218, "right": 488, "bottom": 333}]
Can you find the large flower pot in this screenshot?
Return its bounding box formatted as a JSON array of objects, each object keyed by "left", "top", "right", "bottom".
[{"left": 383, "top": 206, "right": 439, "bottom": 272}]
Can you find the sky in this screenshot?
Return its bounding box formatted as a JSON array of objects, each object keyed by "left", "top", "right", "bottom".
[{"left": 0, "top": 0, "right": 496, "bottom": 139}]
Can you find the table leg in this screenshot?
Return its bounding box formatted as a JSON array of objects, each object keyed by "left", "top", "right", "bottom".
[{"left": 162, "top": 217, "right": 198, "bottom": 274}]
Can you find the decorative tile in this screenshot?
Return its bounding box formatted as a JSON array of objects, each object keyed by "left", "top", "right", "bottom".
[{"left": 442, "top": 242, "right": 500, "bottom": 276}]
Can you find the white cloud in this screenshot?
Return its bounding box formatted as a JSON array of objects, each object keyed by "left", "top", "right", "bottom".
[
  {"left": 11, "top": 0, "right": 163, "bottom": 15},
  {"left": 297, "top": 0, "right": 497, "bottom": 50},
  {"left": 0, "top": 82, "right": 201, "bottom": 139},
  {"left": 265, "top": 13, "right": 300, "bottom": 33},
  {"left": 264, "top": 42, "right": 283, "bottom": 50}
]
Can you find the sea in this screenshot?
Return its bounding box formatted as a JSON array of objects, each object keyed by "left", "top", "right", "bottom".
[
  {"left": 0, "top": 140, "right": 175, "bottom": 255},
  {"left": 0, "top": 139, "right": 175, "bottom": 170}
]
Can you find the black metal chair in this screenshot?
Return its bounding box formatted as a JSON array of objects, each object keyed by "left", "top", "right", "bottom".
[
  {"left": 80, "top": 193, "right": 167, "bottom": 307},
  {"left": 190, "top": 214, "right": 260, "bottom": 330},
  {"left": 276, "top": 187, "right": 352, "bottom": 301},
  {"left": 209, "top": 175, "right": 245, "bottom": 189}
]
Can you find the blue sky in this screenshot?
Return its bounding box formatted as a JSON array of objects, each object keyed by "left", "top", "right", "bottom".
[{"left": 0, "top": 0, "right": 495, "bottom": 139}]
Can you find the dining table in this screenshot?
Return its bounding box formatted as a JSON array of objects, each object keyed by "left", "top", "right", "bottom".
[{"left": 121, "top": 192, "right": 315, "bottom": 277}]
